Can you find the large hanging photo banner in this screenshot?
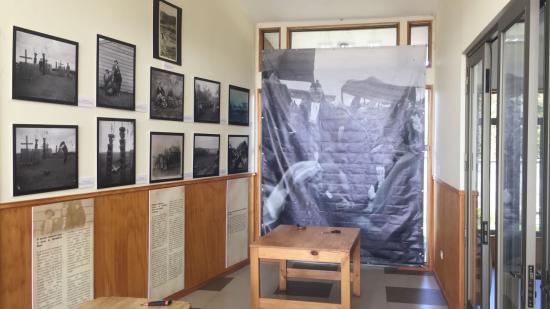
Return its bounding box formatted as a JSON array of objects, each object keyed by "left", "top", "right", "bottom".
[{"left": 261, "top": 46, "right": 426, "bottom": 266}]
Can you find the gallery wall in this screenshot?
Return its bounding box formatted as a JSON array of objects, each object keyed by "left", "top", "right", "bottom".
[
  {"left": 0, "top": 0, "right": 256, "bottom": 203},
  {"left": 433, "top": 0, "right": 510, "bottom": 189}
]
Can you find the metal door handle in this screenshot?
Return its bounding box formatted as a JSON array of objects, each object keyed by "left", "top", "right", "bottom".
[{"left": 481, "top": 221, "right": 489, "bottom": 245}]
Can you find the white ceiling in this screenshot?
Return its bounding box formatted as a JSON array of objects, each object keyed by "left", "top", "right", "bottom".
[{"left": 236, "top": 0, "right": 438, "bottom": 23}]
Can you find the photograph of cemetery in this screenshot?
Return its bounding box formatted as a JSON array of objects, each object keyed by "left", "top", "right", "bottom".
[
  {"left": 193, "top": 134, "right": 220, "bottom": 178},
  {"left": 13, "top": 125, "right": 78, "bottom": 196},
  {"left": 13, "top": 27, "right": 78, "bottom": 105},
  {"left": 97, "top": 118, "right": 135, "bottom": 188},
  {"left": 96, "top": 35, "right": 136, "bottom": 110}
]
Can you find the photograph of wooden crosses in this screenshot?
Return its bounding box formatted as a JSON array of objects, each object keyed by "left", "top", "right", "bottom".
[
  {"left": 13, "top": 124, "right": 78, "bottom": 196},
  {"left": 96, "top": 35, "right": 136, "bottom": 110},
  {"left": 150, "top": 132, "right": 184, "bottom": 183},
  {"left": 228, "top": 135, "right": 249, "bottom": 174},
  {"left": 194, "top": 77, "right": 220, "bottom": 123},
  {"left": 193, "top": 134, "right": 220, "bottom": 178},
  {"left": 153, "top": 0, "right": 182, "bottom": 65},
  {"left": 97, "top": 118, "right": 136, "bottom": 188},
  {"left": 12, "top": 27, "right": 78, "bottom": 105},
  {"left": 150, "top": 67, "right": 184, "bottom": 121}
]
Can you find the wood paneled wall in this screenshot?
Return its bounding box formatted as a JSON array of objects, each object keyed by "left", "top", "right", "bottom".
[
  {"left": 434, "top": 178, "right": 465, "bottom": 309},
  {"left": 185, "top": 180, "right": 227, "bottom": 288},
  {"left": 0, "top": 174, "right": 254, "bottom": 308},
  {"left": 94, "top": 191, "right": 149, "bottom": 297}
]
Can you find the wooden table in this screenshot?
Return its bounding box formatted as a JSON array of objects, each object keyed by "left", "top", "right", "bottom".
[
  {"left": 78, "top": 297, "right": 191, "bottom": 309},
  {"left": 250, "top": 225, "right": 361, "bottom": 309}
]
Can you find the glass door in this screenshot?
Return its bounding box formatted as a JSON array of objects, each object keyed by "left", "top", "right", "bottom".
[
  {"left": 467, "top": 45, "right": 491, "bottom": 309},
  {"left": 498, "top": 19, "right": 525, "bottom": 309}
]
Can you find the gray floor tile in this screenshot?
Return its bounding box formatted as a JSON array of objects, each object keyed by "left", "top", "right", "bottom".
[{"left": 386, "top": 287, "right": 447, "bottom": 306}]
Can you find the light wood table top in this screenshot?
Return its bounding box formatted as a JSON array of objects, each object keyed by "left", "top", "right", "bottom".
[
  {"left": 78, "top": 297, "right": 191, "bottom": 309},
  {"left": 250, "top": 224, "right": 360, "bottom": 252}
]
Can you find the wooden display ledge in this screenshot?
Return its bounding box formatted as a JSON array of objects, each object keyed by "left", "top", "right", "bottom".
[
  {"left": 77, "top": 297, "right": 191, "bottom": 309},
  {"left": 250, "top": 225, "right": 361, "bottom": 309}
]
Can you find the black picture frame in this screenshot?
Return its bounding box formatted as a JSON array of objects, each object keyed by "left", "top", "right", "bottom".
[
  {"left": 193, "top": 133, "right": 220, "bottom": 178},
  {"left": 149, "top": 132, "right": 184, "bottom": 183},
  {"left": 228, "top": 135, "right": 249, "bottom": 174},
  {"left": 194, "top": 77, "right": 221, "bottom": 124},
  {"left": 153, "top": 0, "right": 182, "bottom": 65},
  {"left": 150, "top": 67, "right": 185, "bottom": 121},
  {"left": 228, "top": 85, "right": 250, "bottom": 126},
  {"left": 12, "top": 26, "right": 78, "bottom": 106},
  {"left": 13, "top": 124, "right": 79, "bottom": 196},
  {"left": 96, "top": 34, "right": 136, "bottom": 111},
  {"left": 96, "top": 117, "right": 136, "bottom": 189}
]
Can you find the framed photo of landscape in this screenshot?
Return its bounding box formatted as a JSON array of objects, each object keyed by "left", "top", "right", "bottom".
[
  {"left": 12, "top": 26, "right": 78, "bottom": 105},
  {"left": 13, "top": 124, "right": 78, "bottom": 196},
  {"left": 97, "top": 117, "right": 136, "bottom": 189},
  {"left": 153, "top": 0, "right": 182, "bottom": 65},
  {"left": 150, "top": 132, "right": 184, "bottom": 183},
  {"left": 96, "top": 35, "right": 136, "bottom": 110},
  {"left": 228, "top": 85, "right": 250, "bottom": 126},
  {"left": 150, "top": 67, "right": 184, "bottom": 121},
  {"left": 194, "top": 77, "right": 221, "bottom": 123},
  {"left": 228, "top": 135, "right": 249, "bottom": 174},
  {"left": 193, "top": 133, "right": 220, "bottom": 178}
]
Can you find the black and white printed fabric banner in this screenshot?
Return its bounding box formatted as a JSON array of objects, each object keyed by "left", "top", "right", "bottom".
[{"left": 261, "top": 46, "right": 427, "bottom": 266}]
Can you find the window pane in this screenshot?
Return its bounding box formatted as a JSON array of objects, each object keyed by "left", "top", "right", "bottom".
[
  {"left": 500, "top": 21, "right": 525, "bottom": 308},
  {"left": 263, "top": 32, "right": 280, "bottom": 51},
  {"left": 291, "top": 27, "right": 397, "bottom": 49},
  {"left": 410, "top": 25, "right": 430, "bottom": 66}
]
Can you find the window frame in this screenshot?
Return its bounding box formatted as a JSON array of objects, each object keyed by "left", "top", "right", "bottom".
[
  {"left": 407, "top": 20, "right": 433, "bottom": 68},
  {"left": 258, "top": 27, "right": 281, "bottom": 72},
  {"left": 286, "top": 22, "right": 400, "bottom": 49}
]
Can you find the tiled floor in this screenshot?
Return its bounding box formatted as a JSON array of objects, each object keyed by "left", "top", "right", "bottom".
[{"left": 180, "top": 262, "right": 448, "bottom": 309}]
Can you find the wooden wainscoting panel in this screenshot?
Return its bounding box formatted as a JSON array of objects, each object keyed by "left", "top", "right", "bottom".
[
  {"left": 185, "top": 180, "right": 227, "bottom": 288},
  {"left": 433, "top": 178, "right": 465, "bottom": 309},
  {"left": 94, "top": 191, "right": 149, "bottom": 298},
  {"left": 0, "top": 207, "right": 32, "bottom": 308}
]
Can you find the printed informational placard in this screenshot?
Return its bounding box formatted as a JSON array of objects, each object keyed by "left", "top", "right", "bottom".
[
  {"left": 148, "top": 186, "right": 185, "bottom": 300},
  {"left": 226, "top": 178, "right": 249, "bottom": 267},
  {"left": 32, "top": 199, "right": 94, "bottom": 309}
]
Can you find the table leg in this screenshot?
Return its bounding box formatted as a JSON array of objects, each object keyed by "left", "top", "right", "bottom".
[
  {"left": 250, "top": 247, "right": 260, "bottom": 309},
  {"left": 341, "top": 254, "right": 351, "bottom": 309},
  {"left": 279, "top": 259, "right": 287, "bottom": 291},
  {"left": 353, "top": 239, "right": 361, "bottom": 296}
]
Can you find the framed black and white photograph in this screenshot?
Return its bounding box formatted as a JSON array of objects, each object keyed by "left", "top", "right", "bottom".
[
  {"left": 228, "top": 86, "right": 250, "bottom": 126},
  {"left": 12, "top": 27, "right": 78, "bottom": 105},
  {"left": 228, "top": 135, "right": 249, "bottom": 174},
  {"left": 13, "top": 124, "right": 78, "bottom": 196},
  {"left": 97, "top": 118, "right": 136, "bottom": 189},
  {"left": 150, "top": 132, "right": 184, "bottom": 183},
  {"left": 150, "top": 67, "right": 184, "bottom": 121},
  {"left": 96, "top": 35, "right": 136, "bottom": 110},
  {"left": 153, "top": 0, "right": 182, "bottom": 65},
  {"left": 194, "top": 77, "right": 220, "bottom": 123},
  {"left": 193, "top": 134, "right": 220, "bottom": 178}
]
